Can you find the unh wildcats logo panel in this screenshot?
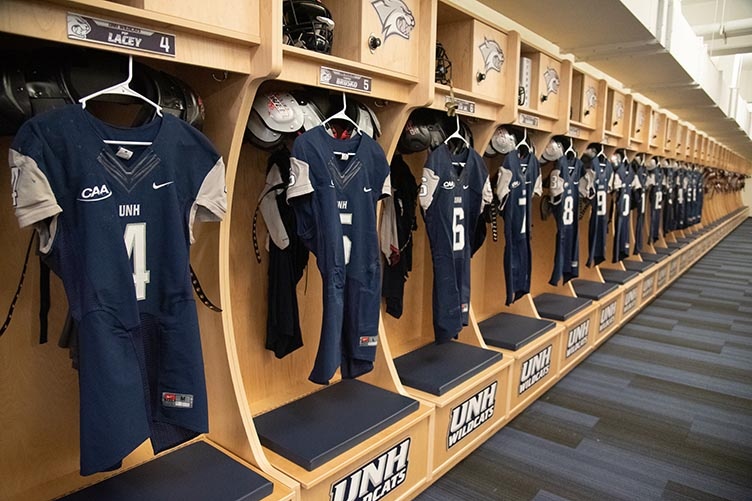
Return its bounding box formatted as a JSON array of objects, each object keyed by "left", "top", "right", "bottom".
[
  {"left": 478, "top": 37, "right": 504, "bottom": 74},
  {"left": 371, "top": 0, "right": 415, "bottom": 42}
]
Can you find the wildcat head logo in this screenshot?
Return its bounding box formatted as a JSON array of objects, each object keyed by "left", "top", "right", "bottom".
[
  {"left": 543, "top": 67, "right": 560, "bottom": 97},
  {"left": 585, "top": 86, "right": 597, "bottom": 110},
  {"left": 371, "top": 0, "right": 415, "bottom": 41},
  {"left": 478, "top": 37, "right": 504, "bottom": 74},
  {"left": 615, "top": 100, "right": 624, "bottom": 121},
  {"left": 67, "top": 15, "right": 92, "bottom": 38}
]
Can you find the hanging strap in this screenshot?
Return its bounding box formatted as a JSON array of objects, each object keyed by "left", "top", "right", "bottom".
[
  {"left": 0, "top": 234, "right": 35, "bottom": 338},
  {"left": 251, "top": 181, "right": 287, "bottom": 264},
  {"left": 38, "top": 257, "right": 50, "bottom": 344},
  {"left": 190, "top": 264, "right": 222, "bottom": 312}
]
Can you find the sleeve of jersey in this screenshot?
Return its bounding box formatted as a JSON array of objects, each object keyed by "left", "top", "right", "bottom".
[
  {"left": 9, "top": 128, "right": 63, "bottom": 254},
  {"left": 481, "top": 176, "right": 492, "bottom": 212},
  {"left": 579, "top": 169, "right": 595, "bottom": 198},
  {"left": 549, "top": 170, "right": 564, "bottom": 204},
  {"left": 379, "top": 192, "right": 399, "bottom": 262},
  {"left": 495, "top": 167, "right": 513, "bottom": 210},
  {"left": 418, "top": 167, "right": 440, "bottom": 212},
  {"left": 286, "top": 156, "right": 315, "bottom": 201},
  {"left": 259, "top": 162, "right": 290, "bottom": 250},
  {"left": 8, "top": 148, "right": 61, "bottom": 228},
  {"left": 533, "top": 171, "right": 543, "bottom": 197},
  {"left": 190, "top": 157, "right": 227, "bottom": 244}
]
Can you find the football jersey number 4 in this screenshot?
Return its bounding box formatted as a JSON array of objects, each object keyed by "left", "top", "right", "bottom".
[{"left": 124, "top": 223, "right": 151, "bottom": 300}]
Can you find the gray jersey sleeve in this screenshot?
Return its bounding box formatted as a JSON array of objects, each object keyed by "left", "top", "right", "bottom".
[
  {"left": 190, "top": 157, "right": 227, "bottom": 244},
  {"left": 419, "top": 167, "right": 440, "bottom": 211},
  {"left": 9, "top": 149, "right": 62, "bottom": 253},
  {"left": 495, "top": 167, "right": 513, "bottom": 210},
  {"left": 549, "top": 169, "right": 564, "bottom": 204},
  {"left": 259, "top": 161, "right": 290, "bottom": 250},
  {"left": 286, "top": 157, "right": 314, "bottom": 201}
]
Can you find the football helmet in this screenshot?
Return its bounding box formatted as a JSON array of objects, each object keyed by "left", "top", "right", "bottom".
[
  {"left": 541, "top": 139, "right": 564, "bottom": 162},
  {"left": 397, "top": 108, "right": 446, "bottom": 154},
  {"left": 246, "top": 91, "right": 305, "bottom": 150},
  {"left": 485, "top": 126, "right": 516, "bottom": 157},
  {"left": 435, "top": 43, "right": 452, "bottom": 85},
  {"left": 283, "top": 0, "right": 335, "bottom": 54}
]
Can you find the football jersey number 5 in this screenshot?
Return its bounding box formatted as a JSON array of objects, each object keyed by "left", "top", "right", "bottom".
[{"left": 124, "top": 223, "right": 151, "bottom": 300}]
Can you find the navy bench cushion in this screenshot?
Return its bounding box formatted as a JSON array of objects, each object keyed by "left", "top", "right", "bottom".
[
  {"left": 254, "top": 380, "right": 418, "bottom": 471},
  {"left": 571, "top": 279, "right": 619, "bottom": 300},
  {"left": 600, "top": 268, "right": 639, "bottom": 284},
  {"left": 534, "top": 293, "right": 592, "bottom": 321},
  {"left": 394, "top": 341, "right": 502, "bottom": 396},
  {"left": 478, "top": 313, "right": 556, "bottom": 351},
  {"left": 61, "top": 441, "right": 274, "bottom": 501}
]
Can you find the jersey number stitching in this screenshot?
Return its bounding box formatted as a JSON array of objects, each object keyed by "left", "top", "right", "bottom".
[
  {"left": 124, "top": 223, "right": 151, "bottom": 301},
  {"left": 452, "top": 207, "right": 465, "bottom": 251}
]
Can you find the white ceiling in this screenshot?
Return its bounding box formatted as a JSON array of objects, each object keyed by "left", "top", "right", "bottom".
[{"left": 478, "top": 0, "right": 752, "bottom": 161}]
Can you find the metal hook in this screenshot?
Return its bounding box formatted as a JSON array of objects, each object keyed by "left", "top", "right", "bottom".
[{"left": 212, "top": 71, "right": 229, "bottom": 82}]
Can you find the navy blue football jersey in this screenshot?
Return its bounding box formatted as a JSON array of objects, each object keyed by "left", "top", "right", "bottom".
[
  {"left": 548, "top": 156, "right": 581, "bottom": 285},
  {"left": 612, "top": 162, "right": 640, "bottom": 262},
  {"left": 497, "top": 149, "right": 542, "bottom": 305},
  {"left": 676, "top": 168, "right": 687, "bottom": 229},
  {"left": 287, "top": 126, "right": 390, "bottom": 384},
  {"left": 584, "top": 155, "right": 613, "bottom": 267},
  {"left": 633, "top": 161, "right": 648, "bottom": 254},
  {"left": 421, "top": 144, "right": 491, "bottom": 342},
  {"left": 10, "top": 105, "right": 226, "bottom": 475},
  {"left": 695, "top": 170, "right": 704, "bottom": 225},
  {"left": 648, "top": 167, "right": 664, "bottom": 244},
  {"left": 663, "top": 167, "right": 675, "bottom": 235}
]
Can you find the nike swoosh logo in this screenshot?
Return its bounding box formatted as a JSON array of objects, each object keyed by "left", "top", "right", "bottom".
[
  {"left": 363, "top": 187, "right": 373, "bottom": 192},
  {"left": 463, "top": 185, "right": 469, "bottom": 190},
  {"left": 153, "top": 181, "right": 174, "bottom": 190}
]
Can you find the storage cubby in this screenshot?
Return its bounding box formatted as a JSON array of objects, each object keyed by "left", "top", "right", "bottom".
[
  {"left": 378, "top": 136, "right": 513, "bottom": 480},
  {"left": 629, "top": 99, "right": 650, "bottom": 149},
  {"left": 107, "top": 0, "right": 261, "bottom": 41},
  {"left": 569, "top": 69, "right": 603, "bottom": 133},
  {"left": 605, "top": 87, "right": 628, "bottom": 139},
  {"left": 664, "top": 117, "right": 677, "bottom": 155},
  {"left": 649, "top": 110, "right": 667, "bottom": 151},
  {"left": 327, "top": 0, "right": 426, "bottom": 79},
  {"left": 675, "top": 122, "right": 687, "bottom": 159},
  {"left": 0, "top": 11, "right": 295, "bottom": 498},
  {"left": 435, "top": 2, "right": 516, "bottom": 106},
  {"left": 226, "top": 84, "right": 433, "bottom": 499},
  {"left": 515, "top": 43, "right": 570, "bottom": 133}
]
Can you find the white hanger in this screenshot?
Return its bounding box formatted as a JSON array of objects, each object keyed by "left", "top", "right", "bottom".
[
  {"left": 443, "top": 114, "right": 469, "bottom": 149},
  {"left": 597, "top": 143, "right": 606, "bottom": 159},
  {"left": 79, "top": 55, "right": 162, "bottom": 146},
  {"left": 564, "top": 139, "right": 577, "bottom": 159},
  {"left": 516, "top": 127, "right": 530, "bottom": 150},
  {"left": 321, "top": 93, "right": 361, "bottom": 135}
]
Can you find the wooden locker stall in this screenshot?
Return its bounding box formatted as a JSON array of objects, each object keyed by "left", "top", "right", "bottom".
[
  {"left": 472, "top": 42, "right": 575, "bottom": 420},
  {"left": 225, "top": 1, "right": 438, "bottom": 500},
  {"left": 371, "top": 2, "right": 521, "bottom": 483},
  {"left": 0, "top": 0, "right": 298, "bottom": 500}
]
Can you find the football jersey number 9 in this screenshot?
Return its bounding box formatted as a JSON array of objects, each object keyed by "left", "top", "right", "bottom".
[
  {"left": 124, "top": 223, "right": 151, "bottom": 301},
  {"left": 596, "top": 190, "right": 607, "bottom": 216}
]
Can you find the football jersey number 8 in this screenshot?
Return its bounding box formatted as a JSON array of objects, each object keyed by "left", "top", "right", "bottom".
[{"left": 124, "top": 223, "right": 151, "bottom": 301}]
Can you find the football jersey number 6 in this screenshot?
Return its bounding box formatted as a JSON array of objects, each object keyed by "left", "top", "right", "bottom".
[
  {"left": 124, "top": 223, "right": 151, "bottom": 301},
  {"left": 452, "top": 207, "right": 465, "bottom": 251}
]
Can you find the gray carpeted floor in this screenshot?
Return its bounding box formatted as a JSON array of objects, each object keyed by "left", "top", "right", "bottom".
[{"left": 417, "top": 219, "right": 752, "bottom": 501}]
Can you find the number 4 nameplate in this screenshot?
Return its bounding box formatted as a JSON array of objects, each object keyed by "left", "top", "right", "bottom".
[{"left": 67, "top": 13, "right": 176, "bottom": 57}]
